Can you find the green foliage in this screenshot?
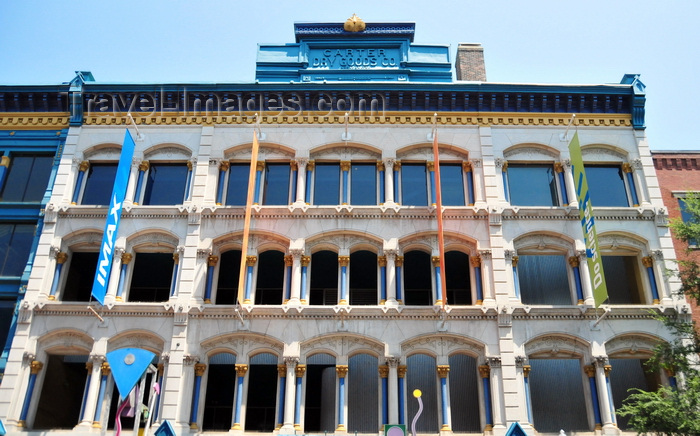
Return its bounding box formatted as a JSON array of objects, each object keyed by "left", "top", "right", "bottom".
[{"left": 617, "top": 193, "right": 700, "bottom": 435}]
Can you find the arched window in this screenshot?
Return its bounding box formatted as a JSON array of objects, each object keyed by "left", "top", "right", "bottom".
[
  {"left": 305, "top": 353, "right": 336, "bottom": 432},
  {"left": 406, "top": 354, "right": 438, "bottom": 432},
  {"left": 349, "top": 250, "right": 377, "bottom": 305},
  {"left": 448, "top": 354, "right": 480, "bottom": 432},
  {"left": 518, "top": 254, "right": 571, "bottom": 305},
  {"left": 609, "top": 358, "right": 660, "bottom": 429},
  {"left": 216, "top": 250, "right": 241, "bottom": 305},
  {"left": 62, "top": 251, "right": 99, "bottom": 302},
  {"left": 348, "top": 353, "right": 379, "bottom": 432},
  {"left": 33, "top": 354, "right": 89, "bottom": 429},
  {"left": 310, "top": 251, "right": 338, "bottom": 305},
  {"left": 128, "top": 251, "right": 175, "bottom": 302},
  {"left": 528, "top": 359, "right": 589, "bottom": 432},
  {"left": 245, "top": 353, "right": 279, "bottom": 432},
  {"left": 602, "top": 255, "right": 645, "bottom": 304},
  {"left": 255, "top": 251, "right": 285, "bottom": 305},
  {"left": 445, "top": 251, "right": 471, "bottom": 305},
  {"left": 403, "top": 251, "right": 432, "bottom": 305},
  {"left": 203, "top": 353, "right": 237, "bottom": 431}
]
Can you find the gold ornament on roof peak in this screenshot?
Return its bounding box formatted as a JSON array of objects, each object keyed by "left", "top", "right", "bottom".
[{"left": 344, "top": 14, "right": 366, "bottom": 32}]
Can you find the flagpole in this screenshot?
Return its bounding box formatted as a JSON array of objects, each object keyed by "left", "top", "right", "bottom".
[
  {"left": 237, "top": 114, "right": 262, "bottom": 306},
  {"left": 431, "top": 114, "right": 448, "bottom": 309}
]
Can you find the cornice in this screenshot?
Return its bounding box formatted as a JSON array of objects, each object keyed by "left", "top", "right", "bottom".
[{"left": 0, "top": 112, "right": 71, "bottom": 129}]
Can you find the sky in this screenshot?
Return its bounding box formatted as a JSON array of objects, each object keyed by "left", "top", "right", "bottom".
[{"left": 1, "top": 0, "right": 698, "bottom": 151}]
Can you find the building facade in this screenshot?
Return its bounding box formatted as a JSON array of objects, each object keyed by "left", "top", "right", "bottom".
[{"left": 0, "top": 19, "right": 687, "bottom": 436}]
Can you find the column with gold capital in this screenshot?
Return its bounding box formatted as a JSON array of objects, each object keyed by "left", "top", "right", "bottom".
[
  {"left": 231, "top": 364, "right": 248, "bottom": 430},
  {"left": 48, "top": 251, "right": 68, "bottom": 300},
  {"left": 18, "top": 360, "right": 43, "bottom": 427},
  {"left": 336, "top": 365, "right": 349, "bottom": 432},
  {"left": 243, "top": 255, "right": 257, "bottom": 303},
  {"left": 92, "top": 362, "right": 111, "bottom": 427},
  {"left": 437, "top": 365, "right": 451, "bottom": 430},
  {"left": 116, "top": 252, "right": 133, "bottom": 301},
  {"left": 204, "top": 254, "right": 218, "bottom": 303},
  {"left": 338, "top": 255, "right": 350, "bottom": 304}
]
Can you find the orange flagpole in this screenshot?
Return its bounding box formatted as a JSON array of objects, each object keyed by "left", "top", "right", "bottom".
[
  {"left": 237, "top": 122, "right": 261, "bottom": 305},
  {"left": 431, "top": 121, "right": 448, "bottom": 309}
]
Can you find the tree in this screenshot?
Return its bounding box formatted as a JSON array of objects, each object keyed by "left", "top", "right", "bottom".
[{"left": 617, "top": 193, "right": 700, "bottom": 435}]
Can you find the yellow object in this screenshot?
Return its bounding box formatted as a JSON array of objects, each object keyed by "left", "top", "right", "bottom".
[{"left": 413, "top": 389, "right": 422, "bottom": 398}]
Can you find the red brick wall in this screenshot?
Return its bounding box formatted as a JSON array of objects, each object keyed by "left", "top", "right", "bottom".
[{"left": 653, "top": 152, "right": 700, "bottom": 326}]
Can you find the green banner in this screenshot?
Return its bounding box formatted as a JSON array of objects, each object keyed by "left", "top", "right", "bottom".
[{"left": 568, "top": 132, "right": 609, "bottom": 307}]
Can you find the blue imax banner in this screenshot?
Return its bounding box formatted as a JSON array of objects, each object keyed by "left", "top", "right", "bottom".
[{"left": 91, "top": 130, "right": 136, "bottom": 305}]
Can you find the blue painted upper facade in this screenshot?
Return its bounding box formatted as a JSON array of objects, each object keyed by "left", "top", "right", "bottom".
[{"left": 256, "top": 22, "right": 452, "bottom": 83}]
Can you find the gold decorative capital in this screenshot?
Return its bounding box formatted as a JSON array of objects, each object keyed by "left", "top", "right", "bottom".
[
  {"left": 122, "top": 253, "right": 133, "bottom": 264},
  {"left": 378, "top": 255, "right": 387, "bottom": 267},
  {"left": 256, "top": 161, "right": 266, "bottom": 171},
  {"left": 395, "top": 255, "right": 404, "bottom": 267},
  {"left": 85, "top": 362, "right": 93, "bottom": 373},
  {"left": 207, "top": 255, "right": 219, "bottom": 267},
  {"left": 553, "top": 162, "right": 564, "bottom": 173},
  {"left": 301, "top": 255, "right": 311, "bottom": 267},
  {"left": 344, "top": 13, "right": 366, "bottom": 32},
  {"left": 568, "top": 256, "right": 580, "bottom": 268},
  {"left": 30, "top": 360, "right": 44, "bottom": 374},
  {"left": 235, "top": 364, "right": 248, "bottom": 376},
  {"left": 604, "top": 364, "right": 612, "bottom": 377},
  {"left": 378, "top": 365, "right": 389, "bottom": 378},
  {"left": 284, "top": 255, "right": 293, "bottom": 266},
  {"left": 100, "top": 362, "right": 111, "bottom": 376},
  {"left": 583, "top": 365, "right": 595, "bottom": 378},
  {"left": 219, "top": 161, "right": 230, "bottom": 172},
  {"left": 139, "top": 161, "right": 150, "bottom": 172},
  {"left": 437, "top": 365, "right": 450, "bottom": 378},
  {"left": 340, "top": 161, "right": 351, "bottom": 172},
  {"left": 0, "top": 156, "right": 10, "bottom": 167},
  {"left": 376, "top": 161, "right": 385, "bottom": 171},
  {"left": 426, "top": 161, "right": 435, "bottom": 171},
  {"left": 397, "top": 365, "right": 407, "bottom": 378},
  {"left": 56, "top": 252, "right": 68, "bottom": 264},
  {"left": 336, "top": 364, "right": 349, "bottom": 378},
  {"left": 290, "top": 160, "right": 298, "bottom": 171},
  {"left": 622, "top": 162, "right": 633, "bottom": 173},
  {"left": 194, "top": 363, "right": 207, "bottom": 377},
  {"left": 278, "top": 364, "right": 287, "bottom": 378},
  {"left": 306, "top": 160, "right": 315, "bottom": 171},
  {"left": 501, "top": 161, "right": 509, "bottom": 172},
  {"left": 158, "top": 363, "right": 164, "bottom": 376},
  {"left": 246, "top": 255, "right": 257, "bottom": 266},
  {"left": 172, "top": 253, "right": 179, "bottom": 264},
  {"left": 295, "top": 364, "right": 307, "bottom": 377},
  {"left": 523, "top": 365, "right": 531, "bottom": 377},
  {"left": 462, "top": 161, "right": 473, "bottom": 172},
  {"left": 393, "top": 161, "right": 401, "bottom": 171},
  {"left": 478, "top": 364, "right": 490, "bottom": 378},
  {"left": 79, "top": 160, "right": 90, "bottom": 172},
  {"left": 470, "top": 256, "right": 482, "bottom": 267},
  {"left": 511, "top": 255, "right": 519, "bottom": 267},
  {"left": 642, "top": 256, "right": 654, "bottom": 268},
  {"left": 432, "top": 256, "right": 441, "bottom": 267},
  {"left": 338, "top": 255, "right": 350, "bottom": 267}
]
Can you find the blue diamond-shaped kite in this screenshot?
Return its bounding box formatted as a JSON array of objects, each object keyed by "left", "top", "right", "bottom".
[{"left": 106, "top": 348, "right": 156, "bottom": 399}]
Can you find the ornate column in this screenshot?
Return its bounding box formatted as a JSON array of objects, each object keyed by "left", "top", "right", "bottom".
[
  {"left": 522, "top": 364, "right": 533, "bottom": 424},
  {"left": 18, "top": 360, "right": 43, "bottom": 427},
  {"left": 487, "top": 358, "right": 504, "bottom": 430},
  {"left": 79, "top": 355, "right": 104, "bottom": 427},
  {"left": 305, "top": 160, "right": 315, "bottom": 204},
  {"left": 294, "top": 364, "right": 306, "bottom": 430},
  {"left": 115, "top": 252, "right": 132, "bottom": 301},
  {"left": 511, "top": 255, "right": 520, "bottom": 300},
  {"left": 78, "top": 361, "right": 94, "bottom": 425},
  {"left": 133, "top": 160, "right": 149, "bottom": 205},
  {"left": 387, "top": 357, "right": 400, "bottom": 424},
  {"left": 500, "top": 160, "right": 510, "bottom": 202},
  {"left": 294, "top": 159, "right": 308, "bottom": 204},
  {"left": 397, "top": 365, "right": 407, "bottom": 424},
  {"left": 189, "top": 362, "right": 206, "bottom": 429},
  {"left": 300, "top": 255, "right": 310, "bottom": 303},
  {"left": 284, "top": 255, "right": 293, "bottom": 303},
  {"left": 339, "top": 255, "right": 350, "bottom": 305},
  {"left": 378, "top": 255, "right": 387, "bottom": 304},
  {"left": 184, "top": 159, "right": 195, "bottom": 202},
  {"left": 622, "top": 162, "right": 640, "bottom": 207},
  {"left": 432, "top": 256, "right": 443, "bottom": 305},
  {"left": 463, "top": 161, "right": 475, "bottom": 205},
  {"left": 281, "top": 357, "right": 299, "bottom": 432},
  {"left": 379, "top": 364, "right": 389, "bottom": 425},
  {"left": 289, "top": 250, "right": 303, "bottom": 303},
  {"left": 577, "top": 250, "right": 594, "bottom": 304},
  {"left": 170, "top": 250, "right": 181, "bottom": 297},
  {"left": 569, "top": 256, "right": 585, "bottom": 304},
  {"left": 385, "top": 250, "right": 397, "bottom": 304},
  {"left": 642, "top": 255, "right": 661, "bottom": 304},
  {"left": 253, "top": 161, "right": 265, "bottom": 205},
  {"left": 393, "top": 161, "right": 401, "bottom": 204},
  {"left": 437, "top": 365, "right": 451, "bottom": 431},
  {"left": 478, "top": 364, "right": 493, "bottom": 431},
  {"left": 216, "top": 161, "right": 229, "bottom": 205},
  {"left": 563, "top": 160, "right": 579, "bottom": 208},
  {"left": 479, "top": 250, "right": 494, "bottom": 303},
  {"left": 341, "top": 161, "right": 351, "bottom": 205},
  {"left": 382, "top": 159, "right": 395, "bottom": 204},
  {"left": 92, "top": 362, "right": 111, "bottom": 428},
  {"left": 395, "top": 255, "right": 404, "bottom": 303},
  {"left": 232, "top": 364, "right": 248, "bottom": 430},
  {"left": 594, "top": 357, "right": 614, "bottom": 428},
  {"left": 204, "top": 255, "right": 218, "bottom": 303},
  {"left": 276, "top": 364, "right": 287, "bottom": 430},
  {"left": 48, "top": 251, "right": 68, "bottom": 300},
  {"left": 584, "top": 365, "right": 602, "bottom": 430},
  {"left": 336, "top": 364, "right": 349, "bottom": 431},
  {"left": 71, "top": 160, "right": 90, "bottom": 204},
  {"left": 243, "top": 255, "right": 257, "bottom": 303},
  {"left": 554, "top": 162, "right": 569, "bottom": 206},
  {"left": 377, "top": 161, "right": 386, "bottom": 204},
  {"left": 427, "top": 161, "right": 437, "bottom": 205},
  {"left": 471, "top": 255, "right": 484, "bottom": 304}
]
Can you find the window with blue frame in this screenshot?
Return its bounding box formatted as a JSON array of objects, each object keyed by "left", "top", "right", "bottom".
[
  {"left": 584, "top": 165, "right": 629, "bottom": 207},
  {"left": 0, "top": 154, "right": 53, "bottom": 202},
  {"left": 81, "top": 163, "right": 117, "bottom": 205},
  {"left": 0, "top": 223, "right": 35, "bottom": 277},
  {"left": 314, "top": 163, "right": 340, "bottom": 205},
  {"left": 0, "top": 299, "right": 14, "bottom": 352},
  {"left": 401, "top": 163, "right": 428, "bottom": 206},
  {"left": 142, "top": 163, "right": 188, "bottom": 205},
  {"left": 350, "top": 163, "right": 376, "bottom": 205},
  {"left": 262, "top": 163, "right": 291, "bottom": 205},
  {"left": 507, "top": 164, "right": 558, "bottom": 206},
  {"left": 678, "top": 198, "right": 698, "bottom": 247},
  {"left": 440, "top": 163, "right": 465, "bottom": 206},
  {"left": 225, "top": 163, "right": 249, "bottom": 206}
]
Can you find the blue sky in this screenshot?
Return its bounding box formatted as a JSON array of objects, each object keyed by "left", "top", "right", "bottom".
[{"left": 1, "top": 0, "right": 698, "bottom": 150}]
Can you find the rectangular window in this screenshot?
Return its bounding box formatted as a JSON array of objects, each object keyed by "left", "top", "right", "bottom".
[
  {"left": 81, "top": 163, "right": 117, "bottom": 205},
  {"left": 0, "top": 299, "right": 14, "bottom": 352},
  {"left": 401, "top": 163, "right": 428, "bottom": 206},
  {"left": 529, "top": 359, "right": 589, "bottom": 432},
  {"left": 128, "top": 252, "right": 173, "bottom": 302},
  {"left": 584, "top": 165, "right": 629, "bottom": 207},
  {"left": 440, "top": 164, "right": 465, "bottom": 206},
  {"left": 518, "top": 255, "right": 571, "bottom": 304},
  {"left": 314, "top": 163, "right": 340, "bottom": 205},
  {"left": 143, "top": 163, "right": 188, "bottom": 205},
  {"left": 0, "top": 154, "right": 53, "bottom": 202},
  {"left": 262, "top": 163, "right": 290, "bottom": 205},
  {"left": 508, "top": 164, "right": 558, "bottom": 206},
  {"left": 602, "top": 255, "right": 644, "bottom": 304},
  {"left": 0, "top": 223, "right": 35, "bottom": 277},
  {"left": 350, "top": 163, "right": 376, "bottom": 205},
  {"left": 678, "top": 198, "right": 698, "bottom": 246},
  {"left": 225, "top": 163, "right": 249, "bottom": 206},
  {"left": 62, "top": 252, "right": 98, "bottom": 302}
]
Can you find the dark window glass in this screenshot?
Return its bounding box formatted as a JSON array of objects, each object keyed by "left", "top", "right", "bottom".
[
  {"left": 128, "top": 252, "right": 172, "bottom": 302},
  {"left": 439, "top": 164, "right": 465, "bottom": 206},
  {"left": 508, "top": 164, "right": 558, "bottom": 206},
  {"left": 0, "top": 300, "right": 14, "bottom": 352},
  {"left": 609, "top": 358, "right": 658, "bottom": 429},
  {"left": 351, "top": 163, "right": 376, "bottom": 205},
  {"left": 448, "top": 354, "right": 481, "bottom": 432},
  {"left": 602, "top": 255, "right": 643, "bottom": 304},
  {"left": 584, "top": 165, "right": 629, "bottom": 207},
  {"left": 529, "top": 359, "right": 589, "bottom": 432},
  {"left": 310, "top": 250, "right": 338, "bottom": 305},
  {"left": 62, "top": 252, "right": 98, "bottom": 302},
  {"left": 445, "top": 251, "right": 471, "bottom": 305},
  {"left": 314, "top": 163, "right": 340, "bottom": 205},
  {"left": 406, "top": 354, "right": 439, "bottom": 432},
  {"left": 404, "top": 251, "right": 432, "bottom": 305},
  {"left": 519, "top": 255, "right": 571, "bottom": 304},
  {"left": 203, "top": 355, "right": 236, "bottom": 430},
  {"left": 216, "top": 250, "right": 241, "bottom": 304},
  {"left": 34, "top": 355, "right": 88, "bottom": 429},
  {"left": 262, "top": 163, "right": 290, "bottom": 205},
  {"left": 245, "top": 355, "right": 278, "bottom": 432},
  {"left": 225, "top": 163, "right": 249, "bottom": 206},
  {"left": 0, "top": 223, "right": 35, "bottom": 277},
  {"left": 401, "top": 164, "right": 428, "bottom": 206},
  {"left": 81, "top": 163, "right": 117, "bottom": 205},
  {"left": 143, "top": 163, "right": 188, "bottom": 205},
  {"left": 349, "top": 250, "right": 377, "bottom": 305},
  {"left": 0, "top": 155, "right": 53, "bottom": 202},
  {"left": 679, "top": 198, "right": 698, "bottom": 246},
  {"left": 255, "top": 250, "right": 284, "bottom": 305}
]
